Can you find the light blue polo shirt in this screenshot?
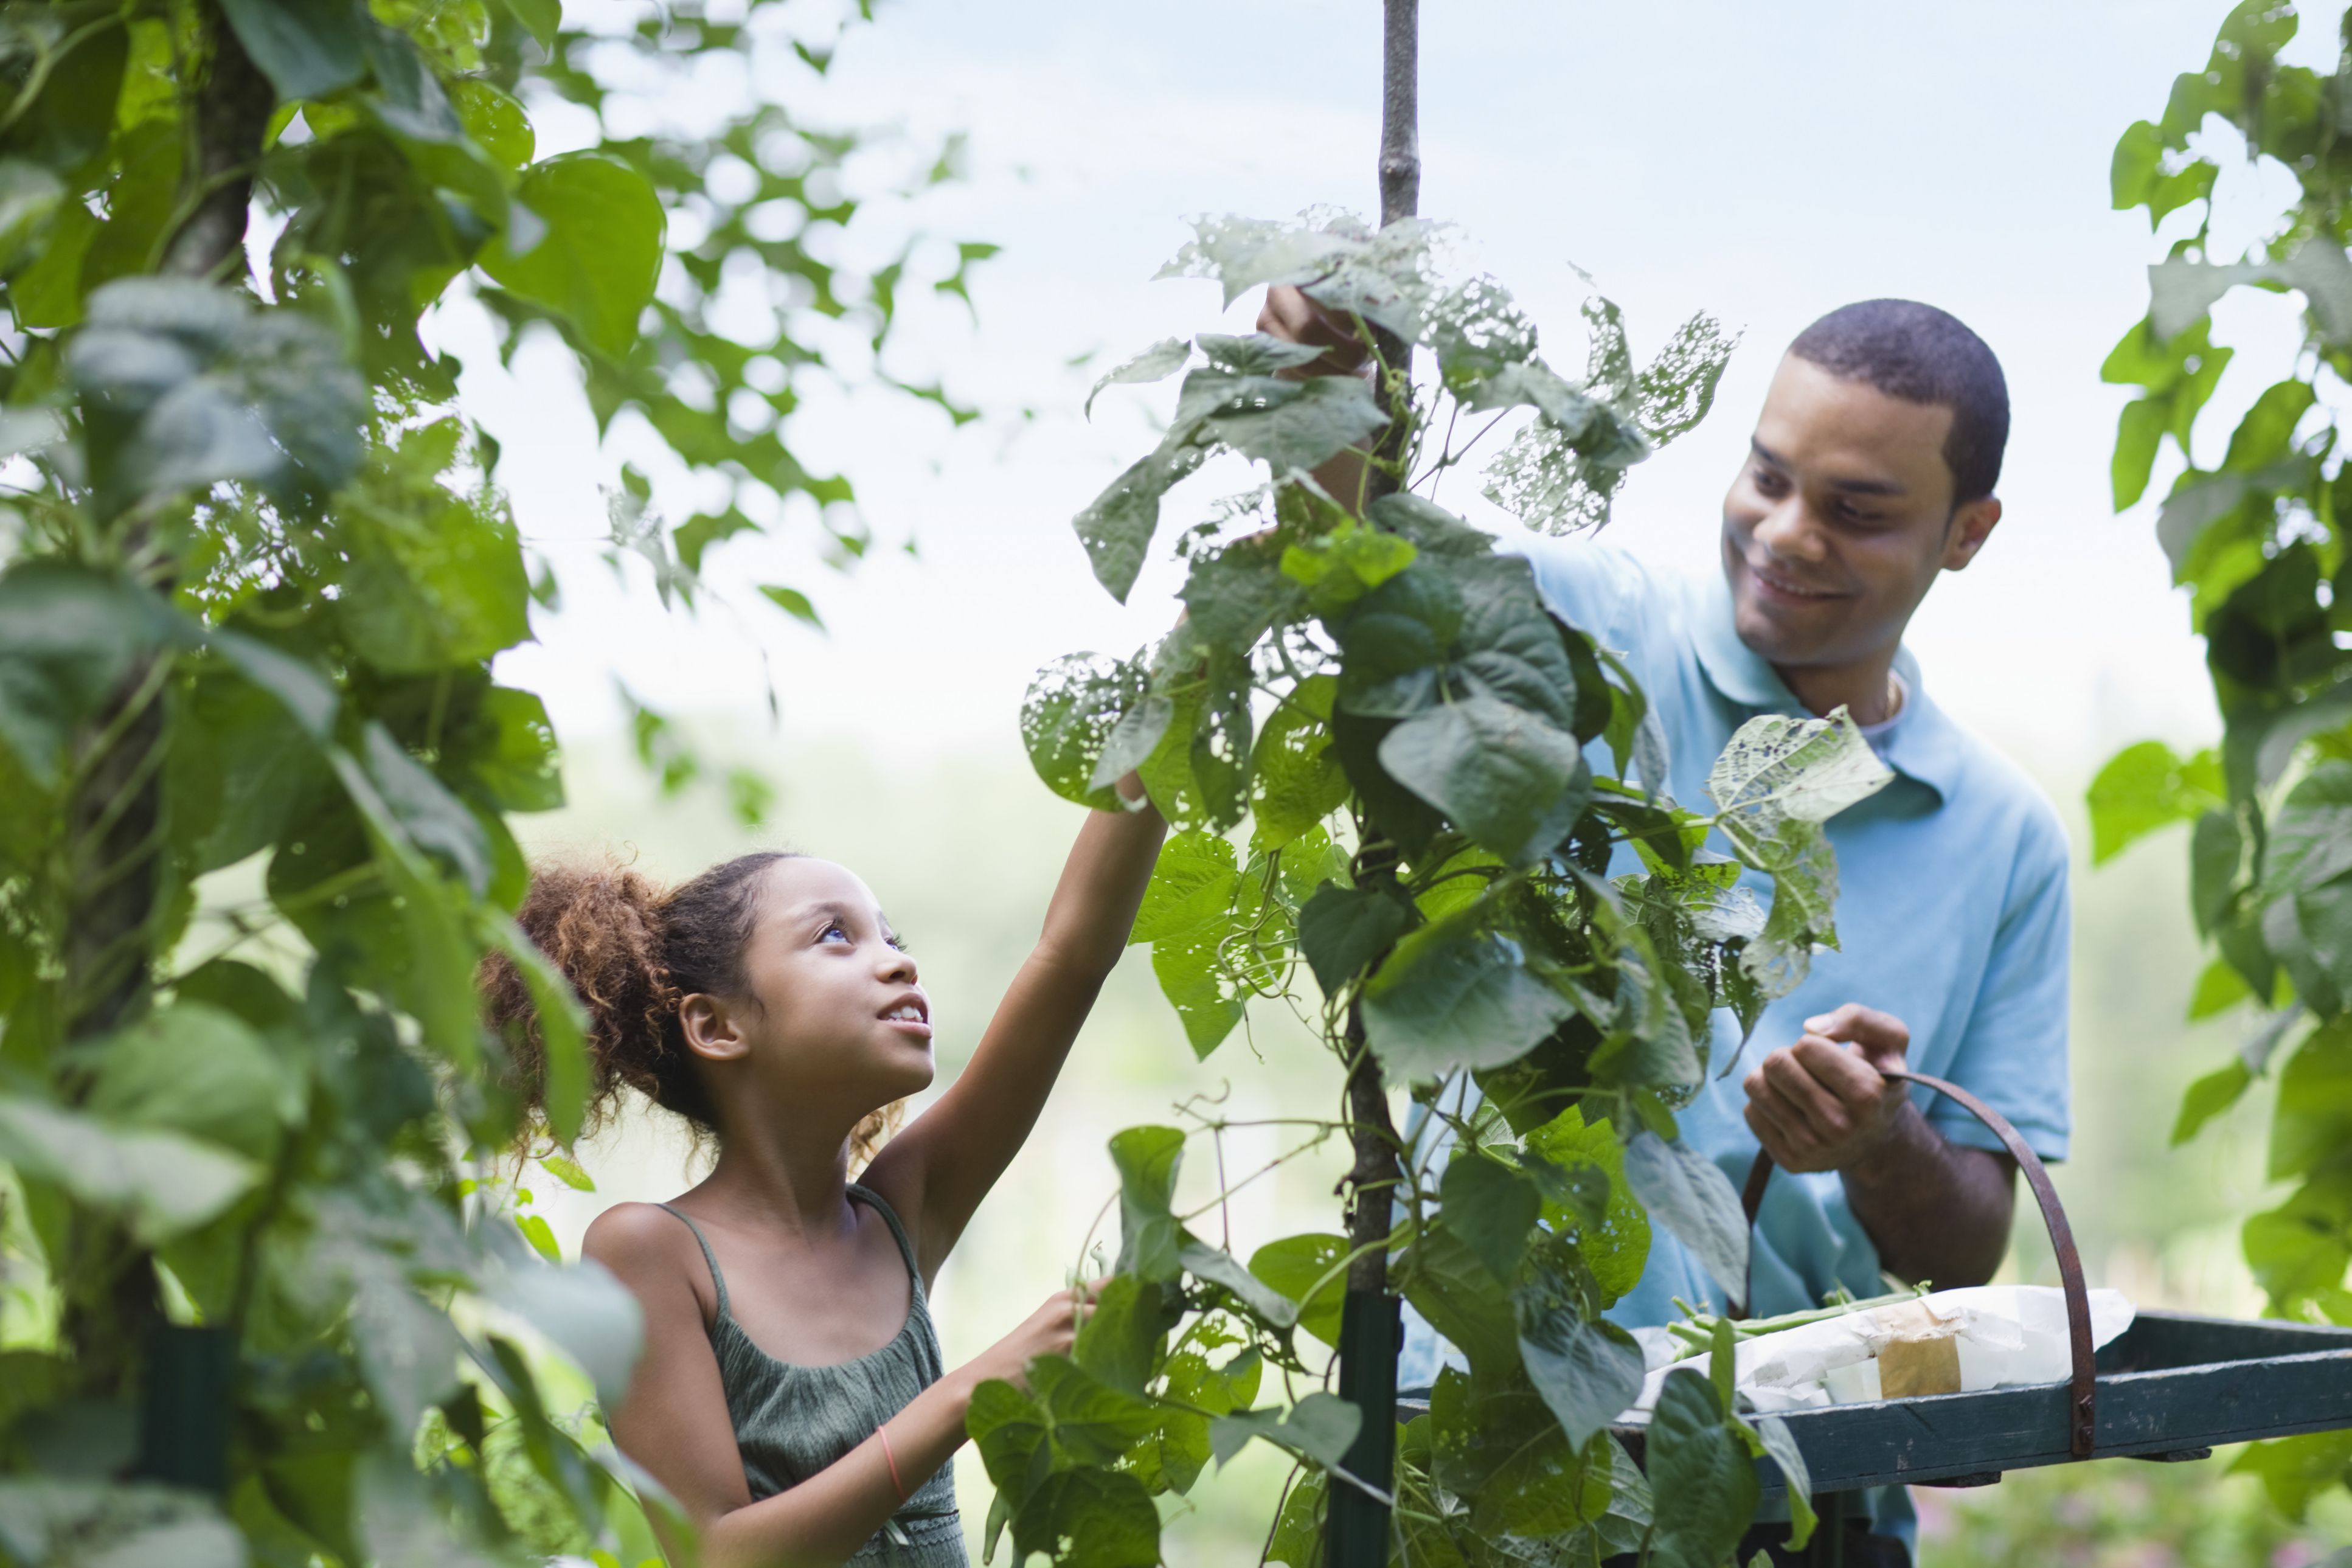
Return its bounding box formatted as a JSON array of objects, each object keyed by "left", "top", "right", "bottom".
[{"left": 1397, "top": 533, "right": 2073, "bottom": 1536}]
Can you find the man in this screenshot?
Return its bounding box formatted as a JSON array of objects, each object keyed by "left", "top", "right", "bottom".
[{"left": 1264, "top": 288, "right": 2071, "bottom": 1565}]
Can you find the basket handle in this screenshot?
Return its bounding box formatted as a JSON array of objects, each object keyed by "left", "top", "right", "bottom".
[{"left": 1731, "top": 1067, "right": 2096, "bottom": 1460}]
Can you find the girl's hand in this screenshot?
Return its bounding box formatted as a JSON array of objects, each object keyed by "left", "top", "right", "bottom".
[{"left": 965, "top": 1278, "right": 1108, "bottom": 1390}]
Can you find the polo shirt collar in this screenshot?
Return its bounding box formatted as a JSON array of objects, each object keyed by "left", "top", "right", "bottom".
[{"left": 1691, "top": 571, "right": 1962, "bottom": 804}]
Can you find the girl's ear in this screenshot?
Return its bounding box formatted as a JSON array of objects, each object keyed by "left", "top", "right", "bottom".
[{"left": 679, "top": 993, "right": 750, "bottom": 1063}]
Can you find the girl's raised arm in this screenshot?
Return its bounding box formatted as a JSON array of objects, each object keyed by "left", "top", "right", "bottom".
[{"left": 867, "top": 784, "right": 1164, "bottom": 1278}]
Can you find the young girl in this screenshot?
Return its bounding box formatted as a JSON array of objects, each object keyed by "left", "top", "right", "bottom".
[{"left": 485, "top": 782, "right": 1164, "bottom": 1566}]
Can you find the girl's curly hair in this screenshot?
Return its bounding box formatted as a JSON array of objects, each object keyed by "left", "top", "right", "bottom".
[{"left": 482, "top": 852, "right": 899, "bottom": 1169}]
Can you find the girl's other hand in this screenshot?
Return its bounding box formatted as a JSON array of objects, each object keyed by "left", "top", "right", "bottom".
[{"left": 965, "top": 1278, "right": 1109, "bottom": 1390}]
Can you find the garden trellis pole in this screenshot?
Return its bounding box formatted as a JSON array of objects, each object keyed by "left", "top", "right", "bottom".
[{"left": 1328, "top": 3, "right": 1419, "bottom": 1564}]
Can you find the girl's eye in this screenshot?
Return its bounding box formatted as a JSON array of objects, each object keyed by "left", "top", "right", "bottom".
[{"left": 819, "top": 921, "right": 851, "bottom": 945}]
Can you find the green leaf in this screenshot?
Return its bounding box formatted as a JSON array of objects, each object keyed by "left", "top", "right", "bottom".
[
  {"left": 1295, "top": 881, "right": 1412, "bottom": 994},
  {"left": 220, "top": 0, "right": 367, "bottom": 100},
  {"left": 168, "top": 664, "right": 333, "bottom": 874},
  {"left": 1378, "top": 695, "right": 1589, "bottom": 868},
  {"left": 1084, "top": 336, "right": 1190, "bottom": 417},
  {"left": 2264, "top": 763, "right": 2352, "bottom": 901},
  {"left": 336, "top": 487, "right": 530, "bottom": 675},
  {"left": 479, "top": 154, "right": 665, "bottom": 356},
  {"left": 0, "top": 1098, "right": 257, "bottom": 1246},
  {"left": 2188, "top": 955, "right": 2253, "bottom": 1019},
  {"left": 1707, "top": 707, "right": 1894, "bottom": 842},
  {"left": 1251, "top": 676, "right": 1350, "bottom": 851},
  {"left": 1439, "top": 1153, "right": 1539, "bottom": 1284},
  {"left": 494, "top": 1255, "right": 644, "bottom": 1409},
  {"left": 1644, "top": 1369, "right": 1758, "bottom": 1568},
  {"left": 2113, "top": 396, "right": 2168, "bottom": 510},
  {"left": 1636, "top": 313, "right": 1738, "bottom": 442},
  {"left": 1246, "top": 1233, "right": 1348, "bottom": 1348},
  {"left": 1179, "top": 1238, "right": 1299, "bottom": 1328},
  {"left": 76, "top": 1002, "right": 302, "bottom": 1163},
  {"left": 1516, "top": 1302, "right": 1643, "bottom": 1452},
  {"left": 2086, "top": 741, "right": 2226, "bottom": 864},
  {"left": 1134, "top": 831, "right": 1239, "bottom": 945},
  {"left": 1071, "top": 1275, "right": 1170, "bottom": 1395},
  {"left": 2174, "top": 1058, "right": 2254, "bottom": 1145},
  {"left": 451, "top": 79, "right": 534, "bottom": 170},
  {"left": 1010, "top": 1467, "right": 1159, "bottom": 1567},
  {"left": 2149, "top": 239, "right": 2352, "bottom": 348},
  {"left": 757, "top": 585, "right": 824, "bottom": 630},
  {"left": 1181, "top": 538, "right": 1301, "bottom": 656},
  {"left": 1072, "top": 435, "right": 1207, "bottom": 603},
  {"left": 1208, "top": 1393, "right": 1361, "bottom": 1471},
  {"left": 1109, "top": 1126, "right": 1184, "bottom": 1281},
  {"left": 1195, "top": 332, "right": 1329, "bottom": 376},
  {"left": 2232, "top": 1431, "right": 2352, "bottom": 1522},
  {"left": 1622, "top": 1131, "right": 1747, "bottom": 1306},
  {"left": 539, "top": 1153, "right": 595, "bottom": 1191},
  {"left": 1362, "top": 912, "right": 1574, "bottom": 1080},
  {"left": 1203, "top": 373, "right": 1389, "bottom": 476},
  {"left": 1522, "top": 1109, "right": 1651, "bottom": 1305},
  {"left": 1150, "top": 926, "right": 1245, "bottom": 1058},
  {"left": 1155, "top": 214, "right": 1361, "bottom": 307},
  {"left": 1399, "top": 1223, "right": 1521, "bottom": 1377},
  {"left": 467, "top": 687, "right": 564, "bottom": 813},
  {"left": 1021, "top": 653, "right": 1148, "bottom": 812},
  {"left": 69, "top": 279, "right": 366, "bottom": 518},
  {"left": 1751, "top": 1414, "right": 1817, "bottom": 1550},
  {"left": 517, "top": 1212, "right": 561, "bottom": 1262},
  {"left": 0, "top": 563, "right": 193, "bottom": 786},
  {"left": 499, "top": 0, "right": 559, "bottom": 51}
]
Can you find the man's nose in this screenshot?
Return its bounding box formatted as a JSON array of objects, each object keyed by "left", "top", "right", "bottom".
[{"left": 1751, "top": 493, "right": 1826, "bottom": 563}]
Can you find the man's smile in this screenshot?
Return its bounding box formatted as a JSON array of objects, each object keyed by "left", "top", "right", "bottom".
[{"left": 1744, "top": 556, "right": 1853, "bottom": 606}]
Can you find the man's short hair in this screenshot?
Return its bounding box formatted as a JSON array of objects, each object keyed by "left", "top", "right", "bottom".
[{"left": 1788, "top": 300, "right": 2009, "bottom": 505}]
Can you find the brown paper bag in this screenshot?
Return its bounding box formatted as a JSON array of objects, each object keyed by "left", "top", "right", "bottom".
[{"left": 1876, "top": 1334, "right": 1962, "bottom": 1398}]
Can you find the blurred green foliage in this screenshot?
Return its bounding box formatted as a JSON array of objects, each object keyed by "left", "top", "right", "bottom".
[
  {"left": 0, "top": 0, "right": 973, "bottom": 1559},
  {"left": 2093, "top": 0, "right": 2352, "bottom": 1528}
]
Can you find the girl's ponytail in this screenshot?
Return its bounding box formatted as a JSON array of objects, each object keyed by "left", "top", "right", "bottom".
[{"left": 484, "top": 858, "right": 715, "bottom": 1137}]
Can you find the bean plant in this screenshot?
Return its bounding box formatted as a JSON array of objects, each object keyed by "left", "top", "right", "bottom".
[
  {"left": 0, "top": 0, "right": 976, "bottom": 1561},
  {"left": 2092, "top": 0, "right": 2352, "bottom": 1525},
  {"left": 1005, "top": 209, "right": 1895, "bottom": 1566}
]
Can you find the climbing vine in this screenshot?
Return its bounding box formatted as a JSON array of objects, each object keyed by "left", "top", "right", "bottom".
[{"left": 1001, "top": 206, "right": 1893, "bottom": 1565}]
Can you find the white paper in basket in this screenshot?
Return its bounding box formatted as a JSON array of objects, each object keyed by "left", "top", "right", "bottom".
[{"left": 1616, "top": 1285, "right": 2136, "bottom": 1422}]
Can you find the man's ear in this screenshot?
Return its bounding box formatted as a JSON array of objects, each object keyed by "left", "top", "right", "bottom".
[
  {"left": 1940, "top": 496, "right": 2002, "bottom": 572},
  {"left": 679, "top": 993, "right": 749, "bottom": 1063}
]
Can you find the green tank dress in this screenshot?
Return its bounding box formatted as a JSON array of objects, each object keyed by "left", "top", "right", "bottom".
[{"left": 659, "top": 1188, "right": 966, "bottom": 1566}]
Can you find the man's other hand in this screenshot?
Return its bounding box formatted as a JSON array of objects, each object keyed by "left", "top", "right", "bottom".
[
  {"left": 1258, "top": 285, "right": 1373, "bottom": 378},
  {"left": 1741, "top": 1003, "right": 1912, "bottom": 1173}
]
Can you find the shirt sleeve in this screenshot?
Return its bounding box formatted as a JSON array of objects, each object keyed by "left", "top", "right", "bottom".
[{"left": 1923, "top": 800, "right": 2073, "bottom": 1162}]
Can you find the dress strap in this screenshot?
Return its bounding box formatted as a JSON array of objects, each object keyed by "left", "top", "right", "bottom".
[
  {"left": 654, "top": 1202, "right": 731, "bottom": 1318},
  {"left": 846, "top": 1184, "right": 921, "bottom": 1284}
]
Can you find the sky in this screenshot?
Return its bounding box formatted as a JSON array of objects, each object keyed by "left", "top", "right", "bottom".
[{"left": 445, "top": 0, "right": 2331, "bottom": 788}]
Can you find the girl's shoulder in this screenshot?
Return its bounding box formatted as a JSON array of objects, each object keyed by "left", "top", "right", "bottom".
[{"left": 582, "top": 1201, "right": 715, "bottom": 1308}]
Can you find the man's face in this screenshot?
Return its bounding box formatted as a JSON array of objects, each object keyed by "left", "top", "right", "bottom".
[{"left": 1721, "top": 353, "right": 2000, "bottom": 673}]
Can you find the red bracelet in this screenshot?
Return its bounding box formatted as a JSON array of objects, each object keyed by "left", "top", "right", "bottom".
[{"left": 876, "top": 1421, "right": 908, "bottom": 1503}]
